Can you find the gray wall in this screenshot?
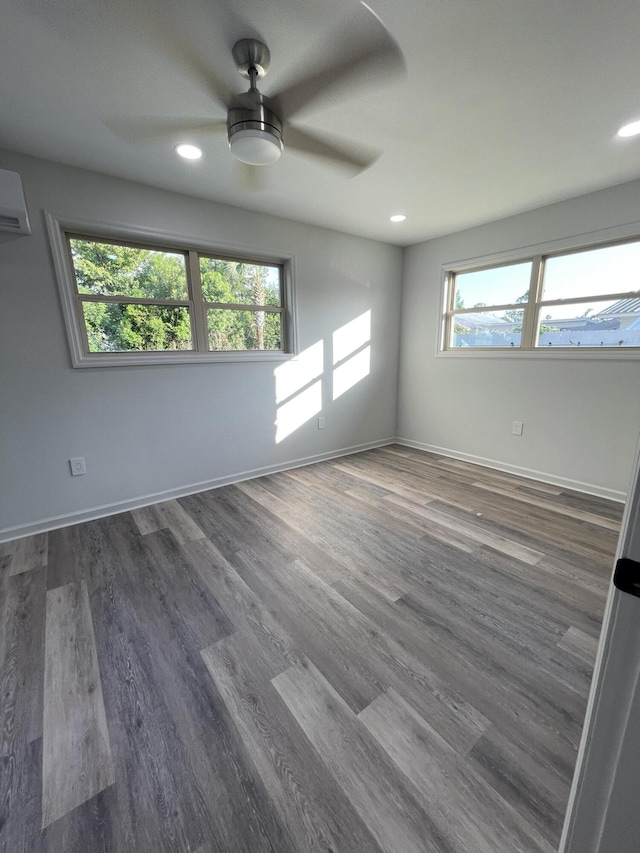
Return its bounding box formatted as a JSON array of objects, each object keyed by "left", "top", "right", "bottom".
[
  {"left": 0, "top": 150, "right": 402, "bottom": 538},
  {"left": 397, "top": 180, "right": 640, "bottom": 499}
]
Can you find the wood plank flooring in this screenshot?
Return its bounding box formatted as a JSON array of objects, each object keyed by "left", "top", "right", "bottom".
[
  {"left": 42, "top": 581, "right": 114, "bottom": 828},
  {"left": 0, "top": 446, "right": 622, "bottom": 852}
]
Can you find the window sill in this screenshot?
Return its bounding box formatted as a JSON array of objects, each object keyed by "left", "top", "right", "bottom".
[
  {"left": 70, "top": 351, "right": 293, "bottom": 368},
  {"left": 437, "top": 347, "right": 640, "bottom": 361}
]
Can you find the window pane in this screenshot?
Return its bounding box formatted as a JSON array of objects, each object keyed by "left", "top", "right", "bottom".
[
  {"left": 200, "top": 257, "right": 281, "bottom": 306},
  {"left": 453, "top": 262, "right": 532, "bottom": 309},
  {"left": 81, "top": 302, "right": 193, "bottom": 352},
  {"left": 207, "top": 309, "right": 282, "bottom": 351},
  {"left": 542, "top": 241, "right": 640, "bottom": 301},
  {"left": 69, "top": 239, "right": 188, "bottom": 300},
  {"left": 536, "top": 299, "right": 640, "bottom": 348},
  {"left": 451, "top": 308, "right": 524, "bottom": 348}
]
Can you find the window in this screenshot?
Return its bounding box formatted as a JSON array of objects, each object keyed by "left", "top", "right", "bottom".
[
  {"left": 47, "top": 215, "right": 295, "bottom": 367},
  {"left": 199, "top": 254, "right": 283, "bottom": 352},
  {"left": 442, "top": 236, "right": 640, "bottom": 354},
  {"left": 70, "top": 239, "right": 194, "bottom": 354}
]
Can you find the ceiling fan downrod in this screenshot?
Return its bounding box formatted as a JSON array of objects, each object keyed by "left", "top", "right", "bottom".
[{"left": 227, "top": 39, "right": 284, "bottom": 165}]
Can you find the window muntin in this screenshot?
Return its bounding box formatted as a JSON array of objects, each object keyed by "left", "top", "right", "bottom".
[
  {"left": 62, "top": 232, "right": 291, "bottom": 362},
  {"left": 443, "top": 237, "right": 640, "bottom": 353}
]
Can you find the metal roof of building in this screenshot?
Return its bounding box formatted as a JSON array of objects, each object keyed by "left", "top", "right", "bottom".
[
  {"left": 595, "top": 298, "right": 640, "bottom": 316},
  {"left": 454, "top": 313, "right": 511, "bottom": 329}
]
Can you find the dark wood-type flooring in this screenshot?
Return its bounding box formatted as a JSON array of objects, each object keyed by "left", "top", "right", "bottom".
[{"left": 0, "top": 446, "right": 623, "bottom": 852}]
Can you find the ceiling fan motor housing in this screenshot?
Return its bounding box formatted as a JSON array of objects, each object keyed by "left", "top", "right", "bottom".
[{"left": 227, "top": 92, "right": 284, "bottom": 165}]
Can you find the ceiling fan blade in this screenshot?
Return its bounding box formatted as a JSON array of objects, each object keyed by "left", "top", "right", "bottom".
[
  {"left": 137, "top": 8, "right": 234, "bottom": 110},
  {"left": 285, "top": 126, "right": 379, "bottom": 174},
  {"left": 271, "top": 1, "right": 405, "bottom": 121},
  {"left": 236, "top": 161, "right": 270, "bottom": 192},
  {"left": 105, "top": 117, "right": 227, "bottom": 143},
  {"left": 143, "top": 0, "right": 267, "bottom": 110},
  {"left": 167, "top": 46, "right": 233, "bottom": 110}
]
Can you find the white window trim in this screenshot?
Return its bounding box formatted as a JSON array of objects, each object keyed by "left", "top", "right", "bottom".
[
  {"left": 437, "top": 220, "right": 640, "bottom": 360},
  {"left": 46, "top": 212, "right": 299, "bottom": 367}
]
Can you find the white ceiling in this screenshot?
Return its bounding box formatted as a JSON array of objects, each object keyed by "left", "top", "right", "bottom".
[{"left": 2, "top": 0, "right": 639, "bottom": 246}]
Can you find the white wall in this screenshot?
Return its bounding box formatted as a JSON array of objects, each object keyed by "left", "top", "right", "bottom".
[
  {"left": 397, "top": 181, "right": 640, "bottom": 499},
  {"left": 0, "top": 150, "right": 402, "bottom": 538}
]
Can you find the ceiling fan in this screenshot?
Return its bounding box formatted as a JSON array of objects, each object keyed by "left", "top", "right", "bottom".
[
  {"left": 223, "top": 20, "right": 401, "bottom": 173},
  {"left": 110, "top": 2, "right": 405, "bottom": 177},
  {"left": 227, "top": 38, "right": 297, "bottom": 166}
]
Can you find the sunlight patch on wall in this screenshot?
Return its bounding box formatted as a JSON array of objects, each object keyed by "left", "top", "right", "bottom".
[
  {"left": 274, "top": 340, "right": 324, "bottom": 443},
  {"left": 275, "top": 340, "right": 324, "bottom": 404},
  {"left": 273, "top": 310, "right": 373, "bottom": 442},
  {"left": 333, "top": 311, "right": 371, "bottom": 365},
  {"left": 275, "top": 381, "right": 323, "bottom": 443},
  {"left": 332, "top": 310, "right": 371, "bottom": 401},
  {"left": 333, "top": 346, "right": 371, "bottom": 400}
]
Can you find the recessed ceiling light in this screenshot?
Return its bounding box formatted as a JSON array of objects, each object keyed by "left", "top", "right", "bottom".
[
  {"left": 390, "top": 214, "right": 407, "bottom": 222},
  {"left": 175, "top": 143, "right": 203, "bottom": 160},
  {"left": 617, "top": 120, "right": 640, "bottom": 139}
]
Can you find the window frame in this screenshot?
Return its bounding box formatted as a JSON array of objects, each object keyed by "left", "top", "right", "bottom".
[
  {"left": 439, "top": 223, "right": 640, "bottom": 360},
  {"left": 46, "top": 213, "right": 298, "bottom": 367}
]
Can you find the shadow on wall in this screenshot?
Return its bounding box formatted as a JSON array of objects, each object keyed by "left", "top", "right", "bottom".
[{"left": 274, "top": 310, "right": 371, "bottom": 443}]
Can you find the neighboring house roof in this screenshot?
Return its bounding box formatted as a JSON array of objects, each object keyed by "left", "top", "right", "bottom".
[
  {"left": 454, "top": 313, "right": 511, "bottom": 330},
  {"left": 551, "top": 317, "right": 621, "bottom": 330},
  {"left": 595, "top": 298, "right": 640, "bottom": 316}
]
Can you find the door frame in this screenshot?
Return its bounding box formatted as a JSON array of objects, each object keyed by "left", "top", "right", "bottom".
[{"left": 560, "top": 433, "right": 640, "bottom": 852}]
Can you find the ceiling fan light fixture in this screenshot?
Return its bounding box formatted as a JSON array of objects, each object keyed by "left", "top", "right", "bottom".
[{"left": 229, "top": 128, "right": 283, "bottom": 165}]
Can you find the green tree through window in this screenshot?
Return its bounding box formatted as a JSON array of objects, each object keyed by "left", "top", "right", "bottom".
[
  {"left": 200, "top": 256, "right": 282, "bottom": 351},
  {"left": 67, "top": 237, "right": 286, "bottom": 356},
  {"left": 71, "top": 240, "right": 192, "bottom": 352}
]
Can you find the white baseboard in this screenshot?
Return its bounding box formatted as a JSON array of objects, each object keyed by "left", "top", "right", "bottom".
[
  {"left": 0, "top": 437, "right": 395, "bottom": 543},
  {"left": 395, "top": 438, "right": 627, "bottom": 503},
  {"left": 3, "top": 435, "right": 624, "bottom": 543}
]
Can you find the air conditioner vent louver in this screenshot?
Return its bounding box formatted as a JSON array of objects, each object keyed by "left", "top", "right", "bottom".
[{"left": 0, "top": 170, "right": 31, "bottom": 235}]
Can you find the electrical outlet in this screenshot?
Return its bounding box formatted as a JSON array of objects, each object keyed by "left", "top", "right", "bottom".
[
  {"left": 69, "top": 457, "right": 86, "bottom": 476},
  {"left": 512, "top": 421, "right": 524, "bottom": 436},
  {"left": 318, "top": 416, "right": 325, "bottom": 429}
]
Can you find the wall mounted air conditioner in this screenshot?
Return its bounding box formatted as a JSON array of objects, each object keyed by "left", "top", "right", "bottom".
[{"left": 0, "top": 169, "right": 31, "bottom": 235}]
